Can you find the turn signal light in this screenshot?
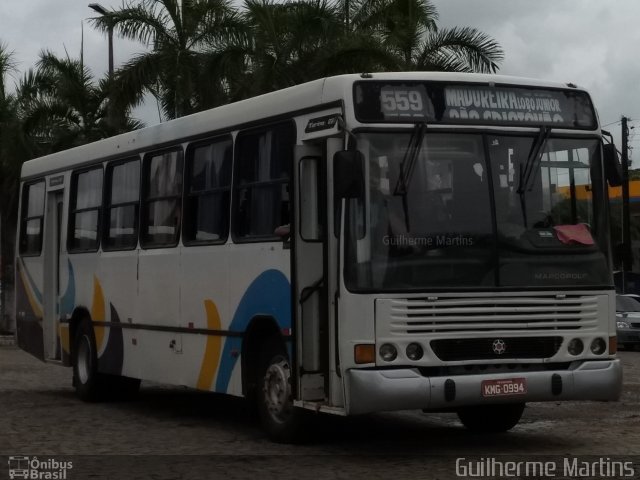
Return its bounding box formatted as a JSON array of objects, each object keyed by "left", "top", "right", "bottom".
[
  {"left": 354, "top": 344, "right": 375, "bottom": 364},
  {"left": 609, "top": 336, "right": 617, "bottom": 355}
]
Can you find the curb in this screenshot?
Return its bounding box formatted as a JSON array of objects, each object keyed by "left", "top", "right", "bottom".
[{"left": 0, "top": 335, "right": 16, "bottom": 346}]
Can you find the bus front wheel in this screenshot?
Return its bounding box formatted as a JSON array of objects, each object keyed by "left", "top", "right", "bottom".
[
  {"left": 456, "top": 403, "right": 525, "bottom": 433},
  {"left": 257, "top": 337, "right": 305, "bottom": 442}
]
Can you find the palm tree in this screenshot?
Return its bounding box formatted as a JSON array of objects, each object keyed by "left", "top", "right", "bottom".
[
  {"left": 91, "top": 0, "right": 245, "bottom": 119},
  {"left": 227, "top": 0, "right": 503, "bottom": 98},
  {"left": 93, "top": 0, "right": 502, "bottom": 115},
  {"left": 348, "top": 0, "right": 503, "bottom": 72},
  {"left": 238, "top": 0, "right": 397, "bottom": 97},
  {"left": 18, "top": 50, "right": 142, "bottom": 152},
  {"left": 0, "top": 43, "right": 28, "bottom": 332}
]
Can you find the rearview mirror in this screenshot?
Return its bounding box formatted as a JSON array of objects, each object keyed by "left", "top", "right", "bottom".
[
  {"left": 333, "top": 150, "right": 364, "bottom": 199},
  {"left": 603, "top": 143, "right": 622, "bottom": 187}
]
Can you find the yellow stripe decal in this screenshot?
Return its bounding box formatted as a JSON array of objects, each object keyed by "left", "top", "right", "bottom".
[
  {"left": 59, "top": 322, "right": 70, "bottom": 354},
  {"left": 196, "top": 300, "right": 223, "bottom": 391},
  {"left": 91, "top": 275, "right": 106, "bottom": 351}
]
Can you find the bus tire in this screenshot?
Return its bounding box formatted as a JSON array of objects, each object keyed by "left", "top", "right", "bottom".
[
  {"left": 72, "top": 320, "right": 107, "bottom": 402},
  {"left": 456, "top": 403, "right": 525, "bottom": 433},
  {"left": 257, "top": 337, "right": 305, "bottom": 443}
]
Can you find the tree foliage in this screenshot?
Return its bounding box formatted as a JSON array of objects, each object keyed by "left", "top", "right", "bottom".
[
  {"left": 91, "top": 0, "right": 246, "bottom": 118},
  {"left": 92, "top": 0, "right": 504, "bottom": 119},
  {"left": 18, "top": 51, "right": 142, "bottom": 151}
]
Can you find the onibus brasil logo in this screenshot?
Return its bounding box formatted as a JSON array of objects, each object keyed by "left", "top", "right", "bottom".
[{"left": 8, "top": 456, "right": 72, "bottom": 479}]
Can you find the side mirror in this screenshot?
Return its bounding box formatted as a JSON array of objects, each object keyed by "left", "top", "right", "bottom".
[
  {"left": 603, "top": 143, "right": 622, "bottom": 187},
  {"left": 333, "top": 150, "right": 364, "bottom": 199}
]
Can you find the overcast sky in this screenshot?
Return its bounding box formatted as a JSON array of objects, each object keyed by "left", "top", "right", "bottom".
[{"left": 1, "top": 0, "right": 639, "bottom": 164}]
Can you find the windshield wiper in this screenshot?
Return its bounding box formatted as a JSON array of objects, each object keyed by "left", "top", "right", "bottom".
[
  {"left": 393, "top": 122, "right": 427, "bottom": 231},
  {"left": 516, "top": 126, "right": 552, "bottom": 227}
]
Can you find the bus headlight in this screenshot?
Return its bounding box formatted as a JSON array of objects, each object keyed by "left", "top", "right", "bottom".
[
  {"left": 379, "top": 344, "right": 397, "bottom": 362},
  {"left": 567, "top": 338, "right": 584, "bottom": 355},
  {"left": 406, "top": 343, "right": 424, "bottom": 361},
  {"left": 590, "top": 338, "right": 607, "bottom": 355}
]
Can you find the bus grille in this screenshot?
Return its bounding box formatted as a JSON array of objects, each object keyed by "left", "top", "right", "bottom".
[
  {"left": 430, "top": 337, "right": 563, "bottom": 361},
  {"left": 382, "top": 295, "right": 600, "bottom": 334}
]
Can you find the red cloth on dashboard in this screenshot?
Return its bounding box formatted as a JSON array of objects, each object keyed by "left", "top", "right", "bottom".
[{"left": 553, "top": 224, "right": 594, "bottom": 245}]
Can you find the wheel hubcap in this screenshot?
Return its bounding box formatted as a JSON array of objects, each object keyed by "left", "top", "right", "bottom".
[
  {"left": 263, "top": 356, "right": 292, "bottom": 424},
  {"left": 77, "top": 335, "right": 92, "bottom": 385}
]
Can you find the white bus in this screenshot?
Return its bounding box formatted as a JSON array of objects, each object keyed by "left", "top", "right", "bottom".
[{"left": 15, "top": 72, "right": 622, "bottom": 441}]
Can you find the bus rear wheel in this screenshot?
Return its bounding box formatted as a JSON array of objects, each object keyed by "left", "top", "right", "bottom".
[
  {"left": 456, "top": 403, "right": 525, "bottom": 433},
  {"left": 73, "top": 320, "right": 107, "bottom": 401},
  {"left": 257, "top": 337, "right": 305, "bottom": 443}
]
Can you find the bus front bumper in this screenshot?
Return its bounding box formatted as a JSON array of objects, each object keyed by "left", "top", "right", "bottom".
[{"left": 345, "top": 359, "right": 622, "bottom": 415}]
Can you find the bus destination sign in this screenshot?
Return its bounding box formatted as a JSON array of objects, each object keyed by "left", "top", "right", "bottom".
[
  {"left": 354, "top": 81, "right": 597, "bottom": 129},
  {"left": 444, "top": 86, "right": 582, "bottom": 125}
]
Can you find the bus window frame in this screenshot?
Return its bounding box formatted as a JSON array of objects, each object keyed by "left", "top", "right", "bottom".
[
  {"left": 183, "top": 134, "right": 233, "bottom": 247},
  {"left": 298, "top": 155, "right": 324, "bottom": 243},
  {"left": 102, "top": 156, "right": 141, "bottom": 252},
  {"left": 67, "top": 165, "right": 104, "bottom": 254},
  {"left": 140, "top": 146, "right": 184, "bottom": 250},
  {"left": 19, "top": 179, "right": 46, "bottom": 257},
  {"left": 231, "top": 120, "right": 296, "bottom": 244}
]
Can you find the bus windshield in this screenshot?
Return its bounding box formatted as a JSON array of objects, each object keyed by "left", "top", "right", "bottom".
[{"left": 344, "top": 131, "right": 610, "bottom": 291}]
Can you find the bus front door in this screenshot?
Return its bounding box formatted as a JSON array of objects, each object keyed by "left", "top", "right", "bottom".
[
  {"left": 42, "top": 189, "right": 64, "bottom": 361},
  {"left": 293, "top": 145, "right": 328, "bottom": 402}
]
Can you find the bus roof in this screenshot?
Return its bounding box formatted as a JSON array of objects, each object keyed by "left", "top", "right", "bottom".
[{"left": 20, "top": 72, "right": 590, "bottom": 180}]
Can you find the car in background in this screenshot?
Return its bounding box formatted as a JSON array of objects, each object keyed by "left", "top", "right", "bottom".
[
  {"left": 621, "top": 293, "right": 640, "bottom": 303},
  {"left": 616, "top": 294, "right": 640, "bottom": 350}
]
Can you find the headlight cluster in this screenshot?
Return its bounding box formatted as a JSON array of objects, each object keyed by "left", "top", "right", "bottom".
[
  {"left": 379, "top": 344, "right": 397, "bottom": 362},
  {"left": 590, "top": 338, "right": 607, "bottom": 355},
  {"left": 617, "top": 321, "right": 630, "bottom": 329},
  {"left": 378, "top": 343, "right": 424, "bottom": 362},
  {"left": 406, "top": 343, "right": 424, "bottom": 361},
  {"left": 568, "top": 338, "right": 584, "bottom": 355},
  {"left": 567, "top": 337, "right": 607, "bottom": 356}
]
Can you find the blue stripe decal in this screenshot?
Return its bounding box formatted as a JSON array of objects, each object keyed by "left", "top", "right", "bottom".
[
  {"left": 58, "top": 260, "right": 75, "bottom": 317},
  {"left": 215, "top": 269, "right": 291, "bottom": 393}
]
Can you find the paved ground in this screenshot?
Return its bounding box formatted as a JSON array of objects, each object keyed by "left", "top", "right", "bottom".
[{"left": 1, "top": 345, "right": 639, "bottom": 479}]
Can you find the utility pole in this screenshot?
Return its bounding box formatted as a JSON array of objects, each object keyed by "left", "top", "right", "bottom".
[
  {"left": 89, "top": 3, "right": 114, "bottom": 79},
  {"left": 89, "top": 3, "right": 115, "bottom": 130},
  {"left": 621, "top": 116, "right": 632, "bottom": 291}
]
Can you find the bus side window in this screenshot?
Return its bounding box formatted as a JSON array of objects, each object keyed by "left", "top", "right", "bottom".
[
  {"left": 68, "top": 167, "right": 103, "bottom": 252},
  {"left": 19, "top": 180, "right": 46, "bottom": 256},
  {"left": 183, "top": 136, "right": 232, "bottom": 244},
  {"left": 141, "top": 148, "right": 183, "bottom": 247},
  {"left": 233, "top": 122, "right": 295, "bottom": 241},
  {"left": 104, "top": 158, "right": 140, "bottom": 250},
  {"left": 299, "top": 156, "right": 323, "bottom": 240}
]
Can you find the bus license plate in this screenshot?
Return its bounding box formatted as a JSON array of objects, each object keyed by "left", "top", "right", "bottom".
[{"left": 481, "top": 378, "right": 527, "bottom": 397}]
